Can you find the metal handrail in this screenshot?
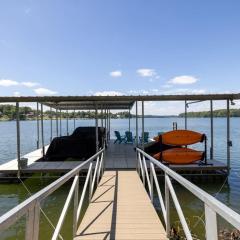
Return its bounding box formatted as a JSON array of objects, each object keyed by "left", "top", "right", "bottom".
[
  {"left": 0, "top": 148, "right": 105, "bottom": 240},
  {"left": 136, "top": 147, "right": 240, "bottom": 240}
]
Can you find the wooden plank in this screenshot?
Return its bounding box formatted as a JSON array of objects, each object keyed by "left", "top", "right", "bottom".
[{"left": 75, "top": 170, "right": 167, "bottom": 240}]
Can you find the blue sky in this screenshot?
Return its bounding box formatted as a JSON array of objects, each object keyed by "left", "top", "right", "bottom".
[{"left": 0, "top": 1, "right": 240, "bottom": 113}]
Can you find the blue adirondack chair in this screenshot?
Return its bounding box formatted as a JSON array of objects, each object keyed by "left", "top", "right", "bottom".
[
  {"left": 139, "top": 132, "right": 149, "bottom": 143},
  {"left": 114, "top": 131, "right": 125, "bottom": 144},
  {"left": 125, "top": 131, "right": 134, "bottom": 144}
]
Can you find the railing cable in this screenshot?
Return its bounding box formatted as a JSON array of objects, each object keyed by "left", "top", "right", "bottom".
[{"left": 18, "top": 177, "right": 64, "bottom": 240}]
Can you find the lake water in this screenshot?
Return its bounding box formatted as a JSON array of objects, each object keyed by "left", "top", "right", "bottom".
[{"left": 0, "top": 118, "right": 240, "bottom": 239}]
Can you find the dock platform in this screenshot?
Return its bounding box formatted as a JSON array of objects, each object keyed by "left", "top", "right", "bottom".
[
  {"left": 75, "top": 170, "right": 167, "bottom": 240},
  {"left": 0, "top": 141, "right": 228, "bottom": 175}
]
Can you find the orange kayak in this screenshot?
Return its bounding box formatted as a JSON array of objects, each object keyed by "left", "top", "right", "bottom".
[
  {"left": 154, "top": 130, "right": 205, "bottom": 146},
  {"left": 153, "top": 148, "right": 204, "bottom": 164}
]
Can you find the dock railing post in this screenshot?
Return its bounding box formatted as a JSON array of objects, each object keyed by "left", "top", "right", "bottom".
[
  {"left": 165, "top": 173, "right": 170, "bottom": 238},
  {"left": 25, "top": 201, "right": 40, "bottom": 240},
  {"left": 210, "top": 100, "right": 214, "bottom": 160},
  {"left": 150, "top": 162, "right": 154, "bottom": 203},
  {"left": 40, "top": 103, "right": 45, "bottom": 156},
  {"left": 73, "top": 174, "right": 79, "bottom": 236},
  {"left": 16, "top": 102, "right": 21, "bottom": 178},
  {"left": 140, "top": 153, "right": 145, "bottom": 187},
  {"left": 204, "top": 203, "right": 218, "bottom": 239},
  {"left": 89, "top": 164, "right": 93, "bottom": 201},
  {"left": 36, "top": 102, "right": 40, "bottom": 149}
]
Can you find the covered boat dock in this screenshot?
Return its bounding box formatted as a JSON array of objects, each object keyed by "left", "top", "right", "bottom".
[
  {"left": 0, "top": 93, "right": 238, "bottom": 176},
  {"left": 0, "top": 94, "right": 240, "bottom": 240}
]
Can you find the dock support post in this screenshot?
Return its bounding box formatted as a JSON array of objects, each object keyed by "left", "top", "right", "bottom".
[
  {"left": 108, "top": 110, "right": 111, "bottom": 141},
  {"left": 16, "top": 102, "right": 21, "bottom": 178},
  {"left": 66, "top": 110, "right": 69, "bottom": 136},
  {"left": 95, "top": 104, "right": 99, "bottom": 152},
  {"left": 36, "top": 102, "right": 40, "bottom": 149},
  {"left": 185, "top": 100, "right": 188, "bottom": 130},
  {"left": 73, "top": 109, "right": 76, "bottom": 130},
  {"left": 227, "top": 99, "right": 231, "bottom": 175},
  {"left": 56, "top": 108, "right": 58, "bottom": 137},
  {"left": 59, "top": 110, "right": 62, "bottom": 136},
  {"left": 165, "top": 174, "right": 170, "bottom": 237},
  {"left": 210, "top": 100, "right": 214, "bottom": 159},
  {"left": 128, "top": 107, "right": 131, "bottom": 132},
  {"left": 142, "top": 101, "right": 144, "bottom": 150},
  {"left": 101, "top": 107, "right": 103, "bottom": 127},
  {"left": 50, "top": 107, "right": 53, "bottom": 142},
  {"left": 136, "top": 101, "right": 138, "bottom": 146},
  {"left": 40, "top": 103, "right": 45, "bottom": 156}
]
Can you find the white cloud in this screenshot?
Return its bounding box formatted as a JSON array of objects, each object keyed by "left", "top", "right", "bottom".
[
  {"left": 109, "top": 71, "right": 122, "bottom": 77},
  {"left": 13, "top": 91, "right": 21, "bottom": 96},
  {"left": 168, "top": 75, "right": 198, "bottom": 85},
  {"left": 0, "top": 79, "right": 19, "bottom": 87},
  {"left": 21, "top": 82, "right": 39, "bottom": 88},
  {"left": 34, "top": 88, "right": 57, "bottom": 96},
  {"left": 94, "top": 91, "right": 123, "bottom": 96},
  {"left": 137, "top": 68, "right": 156, "bottom": 77}
]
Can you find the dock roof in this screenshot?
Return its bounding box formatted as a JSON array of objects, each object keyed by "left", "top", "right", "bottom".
[{"left": 0, "top": 93, "right": 239, "bottom": 110}]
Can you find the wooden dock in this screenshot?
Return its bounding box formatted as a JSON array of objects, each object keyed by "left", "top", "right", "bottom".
[
  {"left": 75, "top": 170, "right": 167, "bottom": 240},
  {"left": 0, "top": 141, "right": 228, "bottom": 175}
]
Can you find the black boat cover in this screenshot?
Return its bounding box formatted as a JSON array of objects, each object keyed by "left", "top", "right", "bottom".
[{"left": 44, "top": 127, "right": 106, "bottom": 161}]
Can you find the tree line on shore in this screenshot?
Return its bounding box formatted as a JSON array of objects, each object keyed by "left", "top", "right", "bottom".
[
  {"left": 0, "top": 104, "right": 133, "bottom": 120},
  {"left": 178, "top": 109, "right": 240, "bottom": 117},
  {"left": 1, "top": 104, "right": 240, "bottom": 120}
]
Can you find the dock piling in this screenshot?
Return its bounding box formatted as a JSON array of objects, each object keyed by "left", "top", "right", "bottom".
[
  {"left": 40, "top": 103, "right": 45, "bottom": 156},
  {"left": 16, "top": 102, "right": 21, "bottom": 178}
]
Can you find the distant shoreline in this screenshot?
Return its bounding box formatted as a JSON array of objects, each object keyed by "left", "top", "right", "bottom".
[{"left": 1, "top": 116, "right": 240, "bottom": 122}]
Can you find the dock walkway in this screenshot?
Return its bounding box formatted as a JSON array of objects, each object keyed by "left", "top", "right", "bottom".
[{"left": 75, "top": 170, "right": 167, "bottom": 240}]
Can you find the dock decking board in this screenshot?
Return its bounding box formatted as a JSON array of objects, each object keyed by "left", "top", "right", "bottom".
[{"left": 75, "top": 170, "right": 167, "bottom": 240}]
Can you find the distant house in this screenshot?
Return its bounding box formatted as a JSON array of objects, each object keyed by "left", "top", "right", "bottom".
[{"left": 26, "top": 112, "right": 35, "bottom": 117}]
